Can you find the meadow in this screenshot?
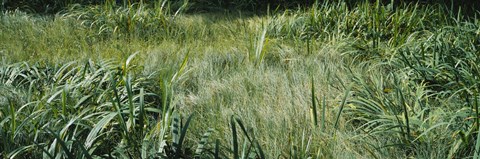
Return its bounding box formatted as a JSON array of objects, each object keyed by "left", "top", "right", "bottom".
[{"left": 1, "top": 0, "right": 480, "bottom": 158}]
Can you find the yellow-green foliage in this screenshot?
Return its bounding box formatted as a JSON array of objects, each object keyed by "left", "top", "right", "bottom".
[{"left": 1, "top": 1, "right": 480, "bottom": 158}]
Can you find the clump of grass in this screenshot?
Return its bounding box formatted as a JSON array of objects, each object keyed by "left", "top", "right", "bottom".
[
  {"left": 63, "top": 1, "right": 188, "bottom": 40},
  {"left": 339, "top": 3, "right": 480, "bottom": 157},
  {"left": 0, "top": 55, "right": 270, "bottom": 158},
  {"left": 0, "top": 57, "right": 155, "bottom": 157}
]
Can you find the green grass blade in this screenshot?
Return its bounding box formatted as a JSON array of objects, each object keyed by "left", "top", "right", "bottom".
[
  {"left": 172, "top": 111, "right": 181, "bottom": 150},
  {"left": 85, "top": 113, "right": 116, "bottom": 149},
  {"left": 45, "top": 128, "right": 75, "bottom": 159},
  {"left": 33, "top": 141, "right": 55, "bottom": 159},
  {"left": 254, "top": 140, "right": 265, "bottom": 159},
  {"left": 241, "top": 138, "right": 249, "bottom": 159},
  {"left": 334, "top": 84, "right": 352, "bottom": 130},
  {"left": 311, "top": 76, "right": 318, "bottom": 127},
  {"left": 475, "top": 94, "right": 479, "bottom": 133},
  {"left": 231, "top": 115, "right": 239, "bottom": 159},
  {"left": 110, "top": 74, "right": 128, "bottom": 138},
  {"left": 321, "top": 95, "right": 326, "bottom": 132},
  {"left": 474, "top": 127, "right": 480, "bottom": 159},
  {"left": 395, "top": 74, "right": 411, "bottom": 141},
  {"left": 171, "top": 50, "right": 189, "bottom": 82},
  {"left": 47, "top": 89, "right": 64, "bottom": 104},
  {"left": 195, "top": 128, "right": 214, "bottom": 157},
  {"left": 126, "top": 74, "right": 135, "bottom": 132},
  {"left": 176, "top": 113, "right": 194, "bottom": 158},
  {"left": 75, "top": 140, "right": 93, "bottom": 159},
  {"left": 475, "top": 94, "right": 480, "bottom": 159},
  {"left": 139, "top": 88, "right": 145, "bottom": 137},
  {"left": 234, "top": 117, "right": 252, "bottom": 142},
  {"left": 7, "top": 145, "right": 35, "bottom": 159},
  {"left": 61, "top": 86, "right": 67, "bottom": 115},
  {"left": 8, "top": 99, "right": 16, "bottom": 142},
  {"left": 215, "top": 139, "right": 220, "bottom": 159},
  {"left": 125, "top": 52, "right": 139, "bottom": 70}
]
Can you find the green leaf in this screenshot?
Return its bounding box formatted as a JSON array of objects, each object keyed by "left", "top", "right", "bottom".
[
  {"left": 45, "top": 128, "right": 75, "bottom": 159},
  {"left": 231, "top": 115, "right": 239, "bottom": 159},
  {"left": 195, "top": 128, "right": 214, "bottom": 157},
  {"left": 85, "top": 112, "right": 116, "bottom": 149},
  {"left": 334, "top": 84, "right": 352, "bottom": 130}
]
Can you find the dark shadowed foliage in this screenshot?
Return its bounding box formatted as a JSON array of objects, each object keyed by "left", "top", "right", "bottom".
[{"left": 3, "top": 0, "right": 479, "bottom": 14}]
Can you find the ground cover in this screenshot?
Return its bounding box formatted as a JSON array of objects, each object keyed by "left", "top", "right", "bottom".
[{"left": 1, "top": 0, "right": 480, "bottom": 158}]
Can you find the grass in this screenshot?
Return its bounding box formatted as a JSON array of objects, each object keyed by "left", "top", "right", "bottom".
[{"left": 1, "top": 0, "right": 480, "bottom": 158}]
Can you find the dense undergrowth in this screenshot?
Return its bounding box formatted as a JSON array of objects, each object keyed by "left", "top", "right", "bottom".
[{"left": 1, "top": 0, "right": 480, "bottom": 158}]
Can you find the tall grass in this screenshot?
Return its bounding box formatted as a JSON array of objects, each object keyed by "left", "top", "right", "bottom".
[{"left": 2, "top": 0, "right": 480, "bottom": 158}]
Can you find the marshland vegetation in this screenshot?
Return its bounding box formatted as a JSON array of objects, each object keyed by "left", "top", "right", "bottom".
[{"left": 1, "top": 0, "right": 480, "bottom": 158}]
